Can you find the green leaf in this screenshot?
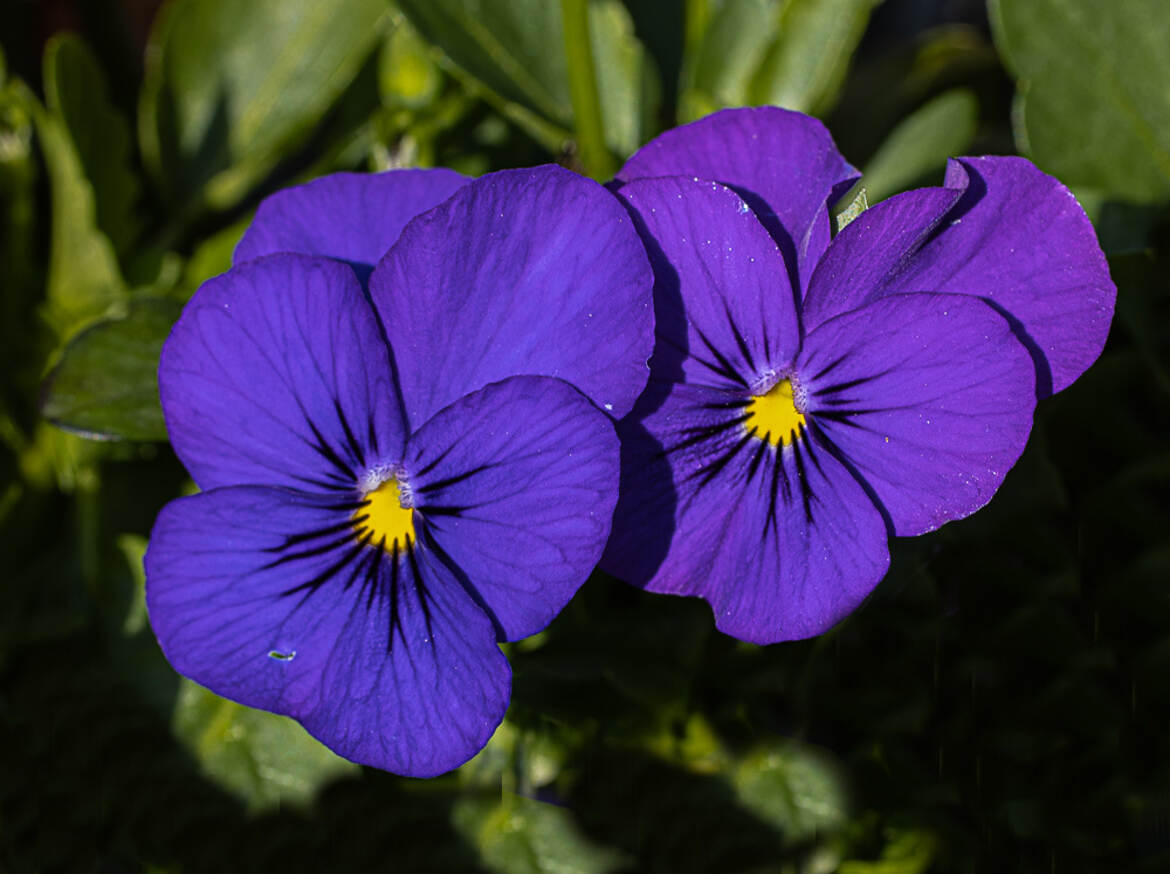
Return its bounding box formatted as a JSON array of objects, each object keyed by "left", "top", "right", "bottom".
[
  {"left": 731, "top": 740, "right": 849, "bottom": 844},
  {"left": 748, "top": 0, "right": 880, "bottom": 115},
  {"left": 43, "top": 35, "right": 141, "bottom": 257},
  {"left": 990, "top": 0, "right": 1170, "bottom": 203},
  {"left": 858, "top": 88, "right": 978, "bottom": 202},
  {"left": 379, "top": 14, "right": 444, "bottom": 109},
  {"left": 453, "top": 794, "right": 627, "bottom": 874},
  {"left": 172, "top": 679, "right": 358, "bottom": 810},
  {"left": 139, "top": 0, "right": 392, "bottom": 212},
  {"left": 397, "top": 0, "right": 659, "bottom": 156},
  {"left": 679, "top": 0, "right": 781, "bottom": 123},
  {"left": 41, "top": 297, "right": 181, "bottom": 441},
  {"left": 30, "top": 88, "right": 128, "bottom": 339},
  {"left": 839, "top": 828, "right": 938, "bottom": 874}
]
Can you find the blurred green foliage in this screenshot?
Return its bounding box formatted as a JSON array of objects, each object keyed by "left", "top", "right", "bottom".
[{"left": 2, "top": 0, "right": 1169, "bottom": 871}]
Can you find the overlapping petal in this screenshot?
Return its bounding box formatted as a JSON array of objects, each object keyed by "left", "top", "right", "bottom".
[
  {"left": 616, "top": 107, "right": 858, "bottom": 295},
  {"left": 160, "top": 254, "right": 405, "bottom": 492},
  {"left": 618, "top": 177, "right": 801, "bottom": 390},
  {"left": 876, "top": 156, "right": 1116, "bottom": 396},
  {"left": 602, "top": 383, "right": 889, "bottom": 643},
  {"left": 405, "top": 376, "right": 619, "bottom": 642},
  {"left": 799, "top": 293, "right": 1036, "bottom": 537},
  {"left": 371, "top": 166, "right": 654, "bottom": 430},
  {"left": 234, "top": 169, "right": 470, "bottom": 281},
  {"left": 145, "top": 486, "right": 509, "bottom": 776},
  {"left": 801, "top": 187, "right": 963, "bottom": 330}
]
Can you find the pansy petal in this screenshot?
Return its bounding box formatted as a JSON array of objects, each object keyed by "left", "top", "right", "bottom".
[
  {"left": 619, "top": 176, "right": 801, "bottom": 390},
  {"left": 234, "top": 169, "right": 470, "bottom": 282},
  {"left": 160, "top": 254, "right": 405, "bottom": 492},
  {"left": 616, "top": 107, "right": 858, "bottom": 294},
  {"left": 603, "top": 382, "right": 889, "bottom": 643},
  {"left": 406, "top": 376, "right": 618, "bottom": 642},
  {"left": 879, "top": 156, "right": 1116, "bottom": 396},
  {"left": 371, "top": 165, "right": 654, "bottom": 429},
  {"left": 799, "top": 293, "right": 1035, "bottom": 537},
  {"left": 801, "top": 187, "right": 963, "bottom": 331},
  {"left": 145, "top": 486, "right": 509, "bottom": 777}
]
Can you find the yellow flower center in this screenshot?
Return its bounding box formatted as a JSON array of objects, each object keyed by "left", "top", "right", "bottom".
[
  {"left": 744, "top": 378, "right": 806, "bottom": 447},
  {"left": 355, "top": 477, "right": 415, "bottom": 553}
]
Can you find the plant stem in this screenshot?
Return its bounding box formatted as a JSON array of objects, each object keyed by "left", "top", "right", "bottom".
[{"left": 561, "top": 0, "right": 616, "bottom": 180}]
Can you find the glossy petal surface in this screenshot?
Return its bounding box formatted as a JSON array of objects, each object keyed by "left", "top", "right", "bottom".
[
  {"left": 234, "top": 169, "right": 470, "bottom": 281},
  {"left": 801, "top": 187, "right": 962, "bottom": 330},
  {"left": 145, "top": 486, "right": 510, "bottom": 777},
  {"left": 160, "top": 254, "right": 405, "bottom": 492},
  {"left": 879, "top": 157, "right": 1116, "bottom": 396},
  {"left": 603, "top": 382, "right": 889, "bottom": 643},
  {"left": 616, "top": 107, "right": 858, "bottom": 295},
  {"left": 619, "top": 176, "right": 800, "bottom": 390},
  {"left": 800, "top": 293, "right": 1035, "bottom": 537},
  {"left": 407, "top": 376, "right": 619, "bottom": 641},
  {"left": 371, "top": 166, "right": 654, "bottom": 429}
]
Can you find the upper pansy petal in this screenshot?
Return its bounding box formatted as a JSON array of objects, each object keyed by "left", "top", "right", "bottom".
[
  {"left": 619, "top": 176, "right": 801, "bottom": 391},
  {"left": 616, "top": 107, "right": 859, "bottom": 295},
  {"left": 145, "top": 486, "right": 510, "bottom": 777},
  {"left": 406, "top": 376, "right": 619, "bottom": 642},
  {"left": 878, "top": 156, "right": 1116, "bottom": 397},
  {"left": 234, "top": 169, "right": 470, "bottom": 282},
  {"left": 801, "top": 187, "right": 963, "bottom": 331},
  {"left": 602, "top": 382, "right": 889, "bottom": 643},
  {"left": 370, "top": 165, "right": 654, "bottom": 429},
  {"left": 160, "top": 253, "right": 405, "bottom": 492},
  {"left": 799, "top": 293, "right": 1036, "bottom": 537}
]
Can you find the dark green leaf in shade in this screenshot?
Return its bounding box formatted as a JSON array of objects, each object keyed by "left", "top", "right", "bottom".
[
  {"left": 29, "top": 85, "right": 128, "bottom": 339},
  {"left": 43, "top": 34, "right": 141, "bottom": 257},
  {"left": 452, "top": 794, "right": 627, "bottom": 874},
  {"left": 171, "top": 678, "right": 358, "bottom": 810},
  {"left": 396, "top": 0, "right": 659, "bottom": 157},
  {"left": 41, "top": 298, "right": 182, "bottom": 442},
  {"left": 858, "top": 88, "right": 977, "bottom": 203},
  {"left": 990, "top": 0, "right": 1170, "bottom": 204},
  {"left": 138, "top": 0, "right": 393, "bottom": 213}
]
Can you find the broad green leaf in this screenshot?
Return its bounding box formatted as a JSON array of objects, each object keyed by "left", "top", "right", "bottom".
[
  {"left": 839, "top": 828, "right": 938, "bottom": 874},
  {"left": 43, "top": 35, "right": 141, "bottom": 256},
  {"left": 453, "top": 794, "right": 627, "bottom": 874},
  {"left": 172, "top": 679, "right": 358, "bottom": 810},
  {"left": 397, "top": 0, "right": 659, "bottom": 156},
  {"left": 30, "top": 88, "right": 127, "bottom": 338},
  {"left": 139, "top": 0, "right": 392, "bottom": 212},
  {"left": 990, "top": 0, "right": 1170, "bottom": 203},
  {"left": 748, "top": 0, "right": 880, "bottom": 115},
  {"left": 859, "top": 89, "right": 977, "bottom": 202},
  {"left": 679, "top": 0, "right": 780, "bottom": 123},
  {"left": 732, "top": 740, "right": 849, "bottom": 844},
  {"left": 41, "top": 297, "right": 181, "bottom": 441}
]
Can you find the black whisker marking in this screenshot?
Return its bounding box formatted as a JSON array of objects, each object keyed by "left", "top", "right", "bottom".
[
  {"left": 745, "top": 435, "right": 769, "bottom": 484},
  {"left": 263, "top": 530, "right": 360, "bottom": 569},
  {"left": 791, "top": 437, "right": 814, "bottom": 524},
  {"left": 692, "top": 323, "right": 750, "bottom": 388},
  {"left": 406, "top": 543, "right": 435, "bottom": 642},
  {"left": 723, "top": 300, "right": 757, "bottom": 374},
  {"left": 692, "top": 430, "right": 754, "bottom": 489},
  {"left": 415, "top": 464, "right": 492, "bottom": 494},
  {"left": 304, "top": 416, "right": 355, "bottom": 479},
  {"left": 662, "top": 413, "right": 751, "bottom": 457},
  {"left": 282, "top": 539, "right": 368, "bottom": 598},
  {"left": 271, "top": 516, "right": 364, "bottom": 552},
  {"left": 334, "top": 398, "right": 366, "bottom": 468}
]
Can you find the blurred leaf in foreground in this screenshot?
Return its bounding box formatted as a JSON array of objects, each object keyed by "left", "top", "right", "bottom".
[
  {"left": 991, "top": 0, "right": 1170, "bottom": 204},
  {"left": 41, "top": 297, "right": 181, "bottom": 441},
  {"left": 172, "top": 679, "right": 358, "bottom": 811},
  {"left": 139, "top": 0, "right": 392, "bottom": 213}
]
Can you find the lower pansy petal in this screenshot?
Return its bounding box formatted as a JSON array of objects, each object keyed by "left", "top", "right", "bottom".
[
  {"left": 145, "top": 486, "right": 509, "bottom": 777},
  {"left": 799, "top": 293, "right": 1036, "bottom": 537},
  {"left": 405, "top": 376, "right": 619, "bottom": 642},
  {"left": 234, "top": 168, "right": 470, "bottom": 282},
  {"left": 879, "top": 156, "right": 1115, "bottom": 397},
  {"left": 160, "top": 254, "right": 405, "bottom": 493},
  {"left": 603, "top": 382, "right": 890, "bottom": 644}
]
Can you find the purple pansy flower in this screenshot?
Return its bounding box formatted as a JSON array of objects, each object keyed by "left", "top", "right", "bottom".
[
  {"left": 145, "top": 165, "right": 653, "bottom": 776},
  {"left": 602, "top": 107, "right": 1115, "bottom": 644}
]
